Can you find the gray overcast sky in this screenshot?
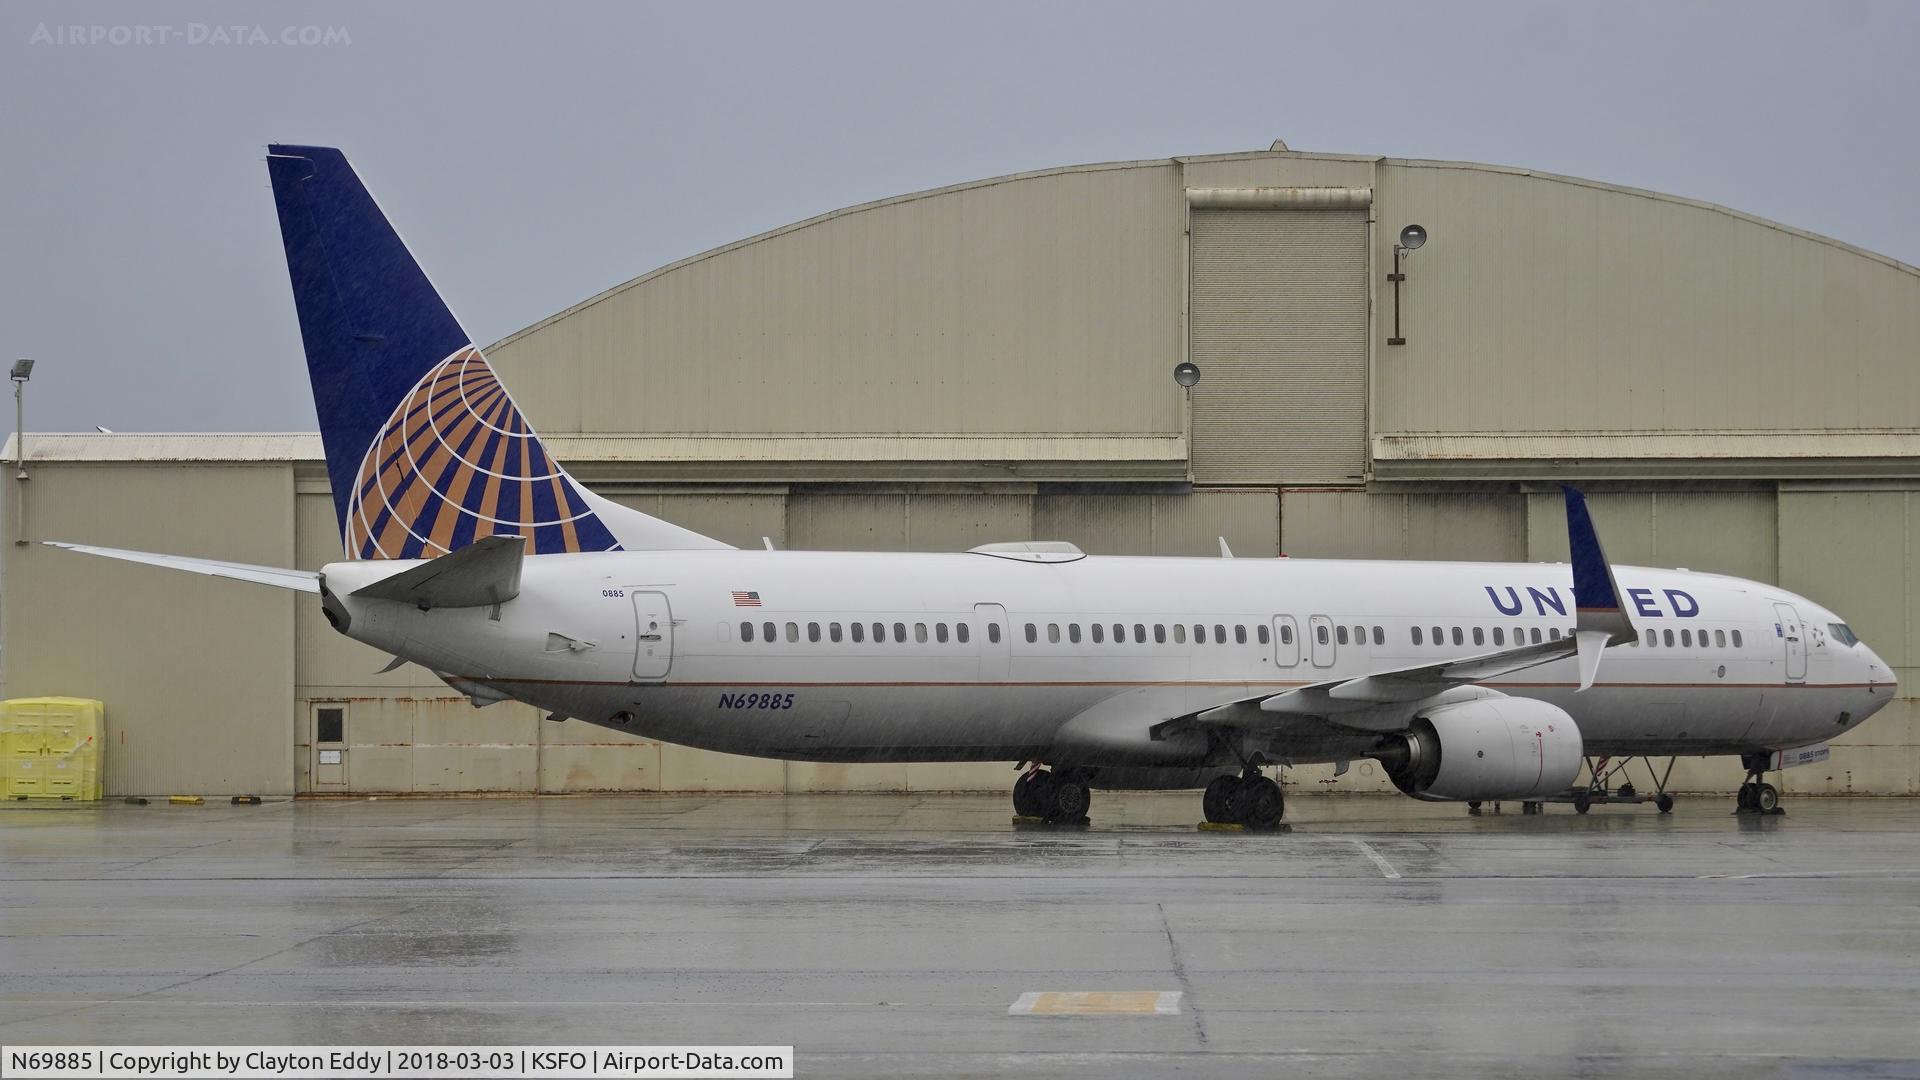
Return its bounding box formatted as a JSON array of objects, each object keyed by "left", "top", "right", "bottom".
[{"left": 3, "top": 0, "right": 1916, "bottom": 437}]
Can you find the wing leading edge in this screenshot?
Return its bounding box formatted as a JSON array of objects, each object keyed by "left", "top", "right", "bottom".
[{"left": 1167, "top": 485, "right": 1638, "bottom": 738}]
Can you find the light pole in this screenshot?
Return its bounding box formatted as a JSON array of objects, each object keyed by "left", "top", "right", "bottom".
[
  {"left": 1173, "top": 362, "right": 1201, "bottom": 482},
  {"left": 11, "top": 358, "right": 31, "bottom": 481},
  {"left": 1386, "top": 224, "right": 1428, "bottom": 346}
]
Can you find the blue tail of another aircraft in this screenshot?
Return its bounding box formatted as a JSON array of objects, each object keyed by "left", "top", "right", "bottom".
[{"left": 265, "top": 144, "right": 727, "bottom": 559}]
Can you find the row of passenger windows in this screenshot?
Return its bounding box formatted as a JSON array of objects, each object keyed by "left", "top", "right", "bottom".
[
  {"left": 738, "top": 618, "right": 1746, "bottom": 651},
  {"left": 739, "top": 619, "right": 1275, "bottom": 647},
  {"left": 1647, "top": 627, "right": 1743, "bottom": 649},
  {"left": 1406, "top": 624, "right": 1744, "bottom": 650},
  {"left": 1024, "top": 621, "right": 1271, "bottom": 646},
  {"left": 742, "top": 620, "right": 987, "bottom": 645}
]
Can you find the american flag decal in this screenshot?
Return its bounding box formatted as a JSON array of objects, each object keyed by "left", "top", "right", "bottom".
[{"left": 732, "top": 591, "right": 762, "bottom": 607}]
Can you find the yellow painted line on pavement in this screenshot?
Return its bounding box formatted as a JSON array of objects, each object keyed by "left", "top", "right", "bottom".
[{"left": 1008, "top": 991, "right": 1182, "bottom": 1016}]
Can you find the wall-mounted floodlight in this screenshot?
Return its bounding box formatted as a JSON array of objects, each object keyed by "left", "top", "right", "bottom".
[
  {"left": 13, "top": 357, "right": 33, "bottom": 490},
  {"left": 1387, "top": 224, "right": 1429, "bottom": 346},
  {"left": 1173, "top": 362, "right": 1202, "bottom": 388}
]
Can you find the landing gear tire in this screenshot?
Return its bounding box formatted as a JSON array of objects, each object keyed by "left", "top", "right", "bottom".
[
  {"left": 1572, "top": 790, "right": 1592, "bottom": 815},
  {"left": 1240, "top": 776, "right": 1284, "bottom": 829},
  {"left": 1047, "top": 774, "right": 1091, "bottom": 822},
  {"left": 1202, "top": 776, "right": 1238, "bottom": 823},
  {"left": 1467, "top": 800, "right": 1483, "bottom": 815},
  {"left": 1753, "top": 782, "right": 1779, "bottom": 814},
  {"left": 1012, "top": 771, "right": 1047, "bottom": 818},
  {"left": 1654, "top": 793, "right": 1674, "bottom": 814},
  {"left": 1737, "top": 783, "right": 1756, "bottom": 811}
]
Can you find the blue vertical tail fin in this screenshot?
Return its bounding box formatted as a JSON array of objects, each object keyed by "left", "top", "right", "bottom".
[{"left": 265, "top": 144, "right": 729, "bottom": 559}]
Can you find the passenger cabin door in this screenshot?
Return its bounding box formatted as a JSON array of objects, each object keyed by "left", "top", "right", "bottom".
[
  {"left": 1271, "top": 615, "right": 1301, "bottom": 667},
  {"left": 631, "top": 591, "right": 674, "bottom": 681},
  {"left": 1307, "top": 615, "right": 1336, "bottom": 668},
  {"left": 1773, "top": 602, "right": 1807, "bottom": 683},
  {"left": 975, "top": 603, "right": 1011, "bottom": 681}
]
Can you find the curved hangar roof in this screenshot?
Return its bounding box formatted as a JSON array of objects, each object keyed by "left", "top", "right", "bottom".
[{"left": 480, "top": 146, "right": 1920, "bottom": 485}]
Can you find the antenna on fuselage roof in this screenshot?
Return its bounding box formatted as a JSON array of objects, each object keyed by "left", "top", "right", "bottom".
[
  {"left": 763, "top": 537, "right": 776, "bottom": 551},
  {"left": 1218, "top": 537, "right": 1234, "bottom": 558}
]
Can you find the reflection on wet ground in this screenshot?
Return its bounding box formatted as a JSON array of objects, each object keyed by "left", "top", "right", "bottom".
[{"left": 4, "top": 793, "right": 1919, "bottom": 1078}]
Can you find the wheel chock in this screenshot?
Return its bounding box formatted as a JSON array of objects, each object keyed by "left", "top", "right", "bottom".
[{"left": 167, "top": 795, "right": 204, "bottom": 805}]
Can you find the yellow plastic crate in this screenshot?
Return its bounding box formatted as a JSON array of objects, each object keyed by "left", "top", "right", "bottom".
[{"left": 2, "top": 698, "right": 104, "bottom": 801}]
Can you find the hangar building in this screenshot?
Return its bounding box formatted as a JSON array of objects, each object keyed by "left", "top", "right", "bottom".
[{"left": 5, "top": 143, "right": 1917, "bottom": 798}]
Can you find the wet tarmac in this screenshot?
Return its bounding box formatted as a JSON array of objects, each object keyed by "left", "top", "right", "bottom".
[{"left": 4, "top": 793, "right": 1919, "bottom": 1078}]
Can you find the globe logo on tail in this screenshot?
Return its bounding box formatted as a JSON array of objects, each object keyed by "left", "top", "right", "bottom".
[{"left": 344, "top": 346, "right": 621, "bottom": 559}]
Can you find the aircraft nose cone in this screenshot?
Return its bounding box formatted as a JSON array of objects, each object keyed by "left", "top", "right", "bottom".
[{"left": 1863, "top": 644, "right": 1896, "bottom": 695}]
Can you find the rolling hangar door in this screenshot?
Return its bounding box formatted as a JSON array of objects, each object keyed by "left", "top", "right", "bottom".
[{"left": 1187, "top": 188, "right": 1371, "bottom": 485}]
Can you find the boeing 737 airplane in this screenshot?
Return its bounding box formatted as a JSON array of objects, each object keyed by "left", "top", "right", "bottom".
[{"left": 48, "top": 145, "right": 1898, "bottom": 826}]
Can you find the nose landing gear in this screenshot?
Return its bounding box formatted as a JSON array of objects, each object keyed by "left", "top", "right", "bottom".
[{"left": 1735, "top": 752, "right": 1784, "bottom": 816}]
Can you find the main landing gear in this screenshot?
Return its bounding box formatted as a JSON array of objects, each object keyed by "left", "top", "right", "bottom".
[
  {"left": 1201, "top": 768, "right": 1285, "bottom": 830},
  {"left": 1735, "top": 752, "right": 1783, "bottom": 816},
  {"left": 1012, "top": 766, "right": 1091, "bottom": 825}
]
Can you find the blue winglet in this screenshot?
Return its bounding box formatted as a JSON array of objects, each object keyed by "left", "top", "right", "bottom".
[
  {"left": 1562, "top": 485, "right": 1620, "bottom": 613},
  {"left": 1561, "top": 484, "right": 1637, "bottom": 690}
]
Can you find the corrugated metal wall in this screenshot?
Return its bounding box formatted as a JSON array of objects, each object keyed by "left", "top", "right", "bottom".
[
  {"left": 1371, "top": 160, "right": 1920, "bottom": 437},
  {"left": 486, "top": 163, "right": 1191, "bottom": 439},
  {"left": 3, "top": 465, "right": 296, "bottom": 796},
  {"left": 1189, "top": 208, "right": 1370, "bottom": 484},
  {"left": 1279, "top": 490, "right": 1525, "bottom": 561},
  {"left": 1776, "top": 487, "right": 1919, "bottom": 794}
]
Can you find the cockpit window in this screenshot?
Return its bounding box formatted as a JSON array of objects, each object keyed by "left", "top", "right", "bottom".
[{"left": 1829, "top": 623, "right": 1859, "bottom": 647}]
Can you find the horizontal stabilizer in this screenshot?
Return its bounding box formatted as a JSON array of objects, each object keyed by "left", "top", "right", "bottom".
[
  {"left": 42, "top": 542, "right": 319, "bottom": 593},
  {"left": 350, "top": 534, "right": 524, "bottom": 609}
]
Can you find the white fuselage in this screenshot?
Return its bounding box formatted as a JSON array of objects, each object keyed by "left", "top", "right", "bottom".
[{"left": 321, "top": 551, "right": 1896, "bottom": 770}]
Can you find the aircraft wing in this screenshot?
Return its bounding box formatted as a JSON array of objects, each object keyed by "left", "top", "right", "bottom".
[
  {"left": 1259, "top": 635, "right": 1577, "bottom": 709},
  {"left": 1180, "top": 636, "right": 1579, "bottom": 736},
  {"left": 1161, "top": 485, "right": 1640, "bottom": 738},
  {"left": 42, "top": 541, "right": 320, "bottom": 593}
]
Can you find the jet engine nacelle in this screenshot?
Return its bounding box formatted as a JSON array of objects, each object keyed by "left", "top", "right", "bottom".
[{"left": 1378, "top": 697, "right": 1583, "bottom": 801}]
